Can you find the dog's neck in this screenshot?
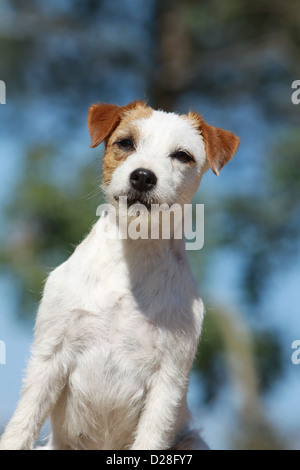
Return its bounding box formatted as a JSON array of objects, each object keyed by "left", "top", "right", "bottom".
[{"left": 95, "top": 209, "right": 188, "bottom": 266}]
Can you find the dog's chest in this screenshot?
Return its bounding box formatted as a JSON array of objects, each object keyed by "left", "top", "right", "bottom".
[
  {"left": 68, "top": 291, "right": 161, "bottom": 388},
  {"left": 62, "top": 295, "right": 160, "bottom": 447},
  {"left": 108, "top": 295, "right": 158, "bottom": 356}
]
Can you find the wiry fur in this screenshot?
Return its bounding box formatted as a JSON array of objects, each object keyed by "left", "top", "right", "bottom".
[{"left": 0, "top": 101, "right": 239, "bottom": 450}]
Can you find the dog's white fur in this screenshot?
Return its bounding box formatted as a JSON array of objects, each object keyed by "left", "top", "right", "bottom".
[{"left": 0, "top": 102, "right": 239, "bottom": 450}]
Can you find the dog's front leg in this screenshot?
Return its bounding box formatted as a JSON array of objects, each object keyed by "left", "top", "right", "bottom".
[
  {"left": 0, "top": 338, "right": 71, "bottom": 450},
  {"left": 131, "top": 358, "right": 190, "bottom": 450},
  {"left": 0, "top": 292, "right": 72, "bottom": 450}
]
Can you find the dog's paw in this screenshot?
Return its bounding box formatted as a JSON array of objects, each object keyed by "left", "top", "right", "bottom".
[
  {"left": 131, "top": 438, "right": 166, "bottom": 451},
  {"left": 0, "top": 437, "right": 18, "bottom": 450},
  {"left": 0, "top": 434, "right": 31, "bottom": 450}
]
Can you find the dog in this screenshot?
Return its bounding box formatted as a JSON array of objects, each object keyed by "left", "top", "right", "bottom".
[{"left": 0, "top": 101, "right": 239, "bottom": 450}]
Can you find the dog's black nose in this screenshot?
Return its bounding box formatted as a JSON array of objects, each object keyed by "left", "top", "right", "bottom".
[{"left": 130, "top": 168, "right": 157, "bottom": 192}]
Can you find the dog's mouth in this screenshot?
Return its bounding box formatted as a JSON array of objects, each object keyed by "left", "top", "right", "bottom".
[{"left": 114, "top": 192, "right": 158, "bottom": 211}]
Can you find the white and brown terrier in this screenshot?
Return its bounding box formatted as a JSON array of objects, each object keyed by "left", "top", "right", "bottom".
[{"left": 0, "top": 101, "right": 239, "bottom": 450}]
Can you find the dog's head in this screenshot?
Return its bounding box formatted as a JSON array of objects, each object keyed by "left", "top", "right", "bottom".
[{"left": 88, "top": 101, "right": 239, "bottom": 209}]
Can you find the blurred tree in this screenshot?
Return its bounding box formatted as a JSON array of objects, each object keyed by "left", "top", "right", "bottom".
[{"left": 220, "top": 129, "right": 300, "bottom": 304}]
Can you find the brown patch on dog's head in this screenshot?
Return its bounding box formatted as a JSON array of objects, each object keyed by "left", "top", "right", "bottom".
[
  {"left": 188, "top": 112, "right": 240, "bottom": 175},
  {"left": 88, "top": 100, "right": 152, "bottom": 185},
  {"left": 88, "top": 100, "right": 148, "bottom": 148}
]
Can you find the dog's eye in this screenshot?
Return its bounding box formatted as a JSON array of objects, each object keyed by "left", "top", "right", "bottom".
[
  {"left": 117, "top": 139, "right": 134, "bottom": 150},
  {"left": 171, "top": 151, "right": 194, "bottom": 163}
]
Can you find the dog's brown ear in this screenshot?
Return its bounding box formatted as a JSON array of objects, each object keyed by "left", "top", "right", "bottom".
[
  {"left": 189, "top": 113, "right": 240, "bottom": 175},
  {"left": 88, "top": 100, "right": 145, "bottom": 148}
]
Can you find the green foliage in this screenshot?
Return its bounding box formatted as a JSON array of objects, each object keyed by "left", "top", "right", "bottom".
[
  {"left": 216, "top": 130, "right": 300, "bottom": 304},
  {"left": 193, "top": 312, "right": 227, "bottom": 404},
  {"left": 252, "top": 330, "right": 283, "bottom": 392}
]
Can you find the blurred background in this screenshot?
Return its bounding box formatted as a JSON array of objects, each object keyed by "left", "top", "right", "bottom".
[{"left": 0, "top": 0, "right": 299, "bottom": 450}]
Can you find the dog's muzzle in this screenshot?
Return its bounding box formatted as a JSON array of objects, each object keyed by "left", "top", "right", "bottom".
[{"left": 113, "top": 168, "right": 158, "bottom": 211}]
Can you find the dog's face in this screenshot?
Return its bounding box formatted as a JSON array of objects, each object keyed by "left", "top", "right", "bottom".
[{"left": 88, "top": 101, "right": 239, "bottom": 209}]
